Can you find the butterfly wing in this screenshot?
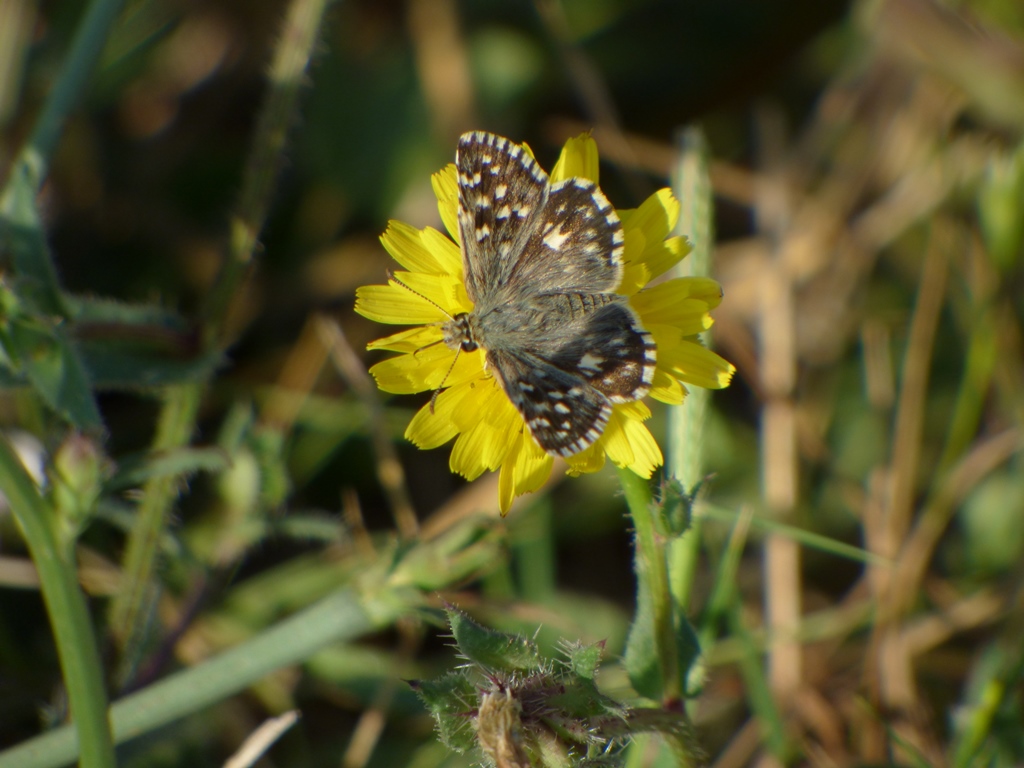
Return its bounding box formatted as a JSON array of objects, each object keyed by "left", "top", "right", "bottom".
[
  {"left": 488, "top": 347, "right": 613, "bottom": 457},
  {"left": 456, "top": 133, "right": 626, "bottom": 307},
  {"left": 544, "top": 298, "right": 656, "bottom": 403},
  {"left": 455, "top": 131, "right": 655, "bottom": 457},
  {"left": 504, "top": 177, "right": 625, "bottom": 297},
  {"left": 456, "top": 132, "right": 549, "bottom": 304},
  {"left": 485, "top": 297, "right": 655, "bottom": 456}
]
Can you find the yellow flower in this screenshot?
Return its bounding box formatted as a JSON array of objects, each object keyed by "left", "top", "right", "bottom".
[{"left": 355, "top": 133, "right": 734, "bottom": 514}]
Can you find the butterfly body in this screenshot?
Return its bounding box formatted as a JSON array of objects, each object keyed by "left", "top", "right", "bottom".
[{"left": 443, "top": 132, "right": 656, "bottom": 457}]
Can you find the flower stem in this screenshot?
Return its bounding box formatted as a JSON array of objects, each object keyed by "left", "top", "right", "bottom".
[
  {"left": 618, "top": 466, "right": 681, "bottom": 703},
  {"left": 0, "top": 436, "right": 115, "bottom": 768},
  {"left": 667, "top": 125, "right": 714, "bottom": 612}
]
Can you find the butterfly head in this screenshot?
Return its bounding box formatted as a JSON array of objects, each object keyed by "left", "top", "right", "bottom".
[{"left": 442, "top": 312, "right": 479, "bottom": 353}]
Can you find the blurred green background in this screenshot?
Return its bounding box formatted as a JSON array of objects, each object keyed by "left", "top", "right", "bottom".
[{"left": 2, "top": 0, "right": 1024, "bottom": 765}]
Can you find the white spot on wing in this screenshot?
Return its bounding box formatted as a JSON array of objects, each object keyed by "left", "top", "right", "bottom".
[{"left": 543, "top": 228, "right": 570, "bottom": 251}]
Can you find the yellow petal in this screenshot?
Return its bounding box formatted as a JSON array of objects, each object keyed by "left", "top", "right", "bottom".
[
  {"left": 634, "top": 275, "right": 722, "bottom": 306},
  {"left": 450, "top": 424, "right": 496, "bottom": 480},
  {"left": 445, "top": 349, "right": 491, "bottom": 387},
  {"left": 615, "top": 399, "right": 652, "bottom": 421},
  {"left": 389, "top": 271, "right": 472, "bottom": 316},
  {"left": 618, "top": 191, "right": 690, "bottom": 283},
  {"left": 450, "top": 376, "right": 503, "bottom": 430},
  {"left": 354, "top": 284, "right": 448, "bottom": 325},
  {"left": 550, "top": 134, "right": 599, "bottom": 184},
  {"left": 406, "top": 371, "right": 503, "bottom": 453},
  {"left": 367, "top": 325, "right": 443, "bottom": 353},
  {"left": 658, "top": 340, "right": 736, "bottom": 389},
  {"left": 632, "top": 277, "right": 724, "bottom": 334},
  {"left": 478, "top": 407, "right": 522, "bottom": 469},
  {"left": 661, "top": 275, "right": 724, "bottom": 307},
  {"left": 564, "top": 442, "right": 606, "bottom": 476},
  {"left": 369, "top": 344, "right": 486, "bottom": 394},
  {"left": 449, "top": 386, "right": 519, "bottom": 479},
  {"left": 514, "top": 434, "right": 553, "bottom": 491},
  {"left": 431, "top": 164, "right": 460, "bottom": 243},
  {"left": 498, "top": 432, "right": 554, "bottom": 514},
  {"left": 618, "top": 228, "right": 650, "bottom": 295},
  {"left": 369, "top": 346, "right": 451, "bottom": 394},
  {"left": 406, "top": 398, "right": 460, "bottom": 449},
  {"left": 648, "top": 370, "right": 687, "bottom": 405},
  {"left": 380, "top": 221, "right": 448, "bottom": 274},
  {"left": 422, "top": 226, "right": 463, "bottom": 275},
  {"left": 599, "top": 409, "right": 663, "bottom": 477},
  {"left": 620, "top": 417, "right": 663, "bottom": 477},
  {"left": 602, "top": 412, "right": 636, "bottom": 470},
  {"left": 639, "top": 235, "right": 692, "bottom": 282},
  {"left": 619, "top": 188, "right": 680, "bottom": 244},
  {"left": 633, "top": 298, "right": 713, "bottom": 338}
]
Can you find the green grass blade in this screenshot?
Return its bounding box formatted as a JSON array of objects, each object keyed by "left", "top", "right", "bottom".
[
  {"left": 0, "top": 584, "right": 409, "bottom": 768},
  {"left": 0, "top": 436, "right": 115, "bottom": 768}
]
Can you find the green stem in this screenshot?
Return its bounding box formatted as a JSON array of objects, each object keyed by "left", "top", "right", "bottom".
[
  {"left": 0, "top": 6, "right": 130, "bottom": 760},
  {"left": 667, "top": 126, "right": 714, "bottom": 612},
  {"left": 0, "top": 437, "right": 115, "bottom": 768},
  {"left": 0, "top": 0, "right": 127, "bottom": 318},
  {"left": 728, "top": 600, "right": 789, "bottom": 759},
  {"left": 0, "top": 584, "right": 410, "bottom": 768},
  {"left": 109, "top": 0, "right": 331, "bottom": 667},
  {"left": 109, "top": 383, "right": 201, "bottom": 670},
  {"left": 700, "top": 502, "right": 887, "bottom": 567},
  {"left": 202, "top": 0, "right": 330, "bottom": 345},
  {"left": 25, "top": 0, "right": 127, "bottom": 183},
  {"left": 937, "top": 303, "right": 997, "bottom": 476},
  {"left": 953, "top": 644, "right": 1024, "bottom": 768},
  {"left": 618, "top": 466, "right": 680, "bottom": 703}
]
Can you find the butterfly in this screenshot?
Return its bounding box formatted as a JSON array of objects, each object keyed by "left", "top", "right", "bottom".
[{"left": 440, "top": 132, "right": 656, "bottom": 457}]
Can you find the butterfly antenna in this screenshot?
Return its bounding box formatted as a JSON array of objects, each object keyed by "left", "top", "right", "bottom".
[
  {"left": 386, "top": 269, "right": 454, "bottom": 320},
  {"left": 385, "top": 269, "right": 454, "bottom": 360},
  {"left": 430, "top": 346, "right": 461, "bottom": 414},
  {"left": 384, "top": 270, "right": 463, "bottom": 411}
]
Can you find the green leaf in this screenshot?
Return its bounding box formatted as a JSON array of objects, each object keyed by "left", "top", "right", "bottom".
[
  {"left": 68, "top": 296, "right": 191, "bottom": 327},
  {"left": 656, "top": 477, "right": 696, "bottom": 538},
  {"left": 978, "top": 142, "right": 1024, "bottom": 274},
  {"left": 624, "top": 480, "right": 704, "bottom": 701},
  {"left": 63, "top": 296, "right": 222, "bottom": 389},
  {"left": 624, "top": 575, "right": 661, "bottom": 700},
  {"left": 0, "top": 267, "right": 101, "bottom": 432},
  {"left": 564, "top": 640, "right": 603, "bottom": 681},
  {"left": 408, "top": 673, "right": 478, "bottom": 752},
  {"left": 78, "top": 340, "right": 223, "bottom": 390},
  {"left": 2, "top": 313, "right": 102, "bottom": 432},
  {"left": 105, "top": 447, "right": 230, "bottom": 492},
  {"left": 0, "top": 158, "right": 69, "bottom": 318},
  {"left": 446, "top": 605, "right": 544, "bottom": 674},
  {"left": 390, "top": 522, "right": 505, "bottom": 592}
]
